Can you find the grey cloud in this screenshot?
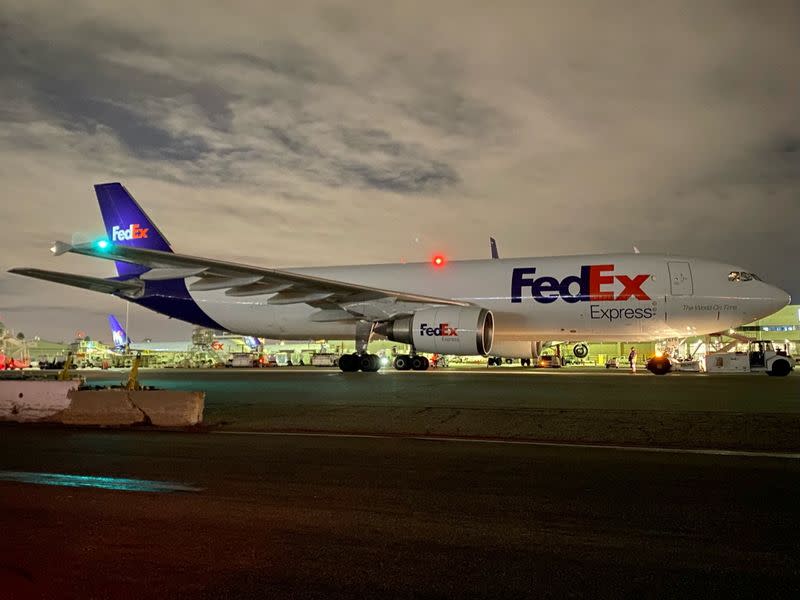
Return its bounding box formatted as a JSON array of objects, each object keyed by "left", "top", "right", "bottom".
[
  {"left": 221, "top": 43, "right": 345, "bottom": 85},
  {"left": 0, "top": 0, "right": 798, "bottom": 341},
  {"left": 338, "top": 159, "right": 459, "bottom": 194}
]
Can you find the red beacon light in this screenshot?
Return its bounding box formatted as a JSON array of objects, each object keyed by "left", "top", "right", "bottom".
[{"left": 432, "top": 255, "right": 446, "bottom": 267}]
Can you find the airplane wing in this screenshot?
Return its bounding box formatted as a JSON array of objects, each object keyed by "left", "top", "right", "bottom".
[
  {"left": 49, "top": 241, "right": 470, "bottom": 310},
  {"left": 7, "top": 268, "right": 144, "bottom": 296}
]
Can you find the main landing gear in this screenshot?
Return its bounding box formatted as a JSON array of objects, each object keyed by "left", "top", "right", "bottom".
[
  {"left": 392, "top": 354, "right": 429, "bottom": 371},
  {"left": 338, "top": 320, "right": 384, "bottom": 373},
  {"left": 338, "top": 352, "right": 381, "bottom": 372}
]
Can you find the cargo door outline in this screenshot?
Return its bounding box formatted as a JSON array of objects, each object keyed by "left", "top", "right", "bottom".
[{"left": 668, "top": 261, "right": 693, "bottom": 296}]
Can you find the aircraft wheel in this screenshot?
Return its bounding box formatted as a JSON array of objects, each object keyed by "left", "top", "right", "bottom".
[
  {"left": 768, "top": 360, "right": 792, "bottom": 377},
  {"left": 411, "top": 355, "right": 428, "bottom": 371},
  {"left": 360, "top": 353, "right": 381, "bottom": 372},
  {"left": 339, "top": 353, "right": 359, "bottom": 372},
  {"left": 573, "top": 343, "right": 589, "bottom": 359},
  {"left": 520, "top": 358, "right": 531, "bottom": 367},
  {"left": 393, "top": 355, "right": 412, "bottom": 371}
]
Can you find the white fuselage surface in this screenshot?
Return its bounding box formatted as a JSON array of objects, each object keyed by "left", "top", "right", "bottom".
[{"left": 185, "top": 254, "right": 789, "bottom": 343}]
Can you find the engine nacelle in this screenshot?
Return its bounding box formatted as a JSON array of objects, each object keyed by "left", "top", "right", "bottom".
[
  {"left": 489, "top": 340, "right": 540, "bottom": 359},
  {"left": 378, "top": 307, "right": 493, "bottom": 356}
]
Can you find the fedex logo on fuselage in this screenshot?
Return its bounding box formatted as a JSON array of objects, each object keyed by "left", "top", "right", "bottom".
[
  {"left": 511, "top": 265, "right": 651, "bottom": 304},
  {"left": 419, "top": 323, "right": 458, "bottom": 337},
  {"left": 111, "top": 224, "right": 149, "bottom": 242}
]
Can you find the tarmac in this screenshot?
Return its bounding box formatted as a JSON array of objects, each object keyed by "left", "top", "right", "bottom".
[
  {"left": 1, "top": 367, "right": 799, "bottom": 598},
  {"left": 78, "top": 366, "right": 800, "bottom": 450},
  {"left": 1, "top": 427, "right": 799, "bottom": 598}
]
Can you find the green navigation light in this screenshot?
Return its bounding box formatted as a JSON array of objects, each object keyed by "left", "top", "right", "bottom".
[{"left": 96, "top": 239, "right": 109, "bottom": 250}]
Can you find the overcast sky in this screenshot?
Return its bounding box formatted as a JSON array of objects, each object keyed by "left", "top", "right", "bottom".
[{"left": 0, "top": 0, "right": 798, "bottom": 343}]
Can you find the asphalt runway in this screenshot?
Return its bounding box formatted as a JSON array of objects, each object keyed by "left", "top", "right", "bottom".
[{"left": 2, "top": 427, "right": 800, "bottom": 599}]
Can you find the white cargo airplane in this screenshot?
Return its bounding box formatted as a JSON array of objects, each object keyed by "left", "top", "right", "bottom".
[{"left": 10, "top": 183, "right": 792, "bottom": 374}]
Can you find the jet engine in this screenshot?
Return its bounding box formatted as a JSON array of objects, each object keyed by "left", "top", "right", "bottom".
[
  {"left": 489, "top": 340, "right": 540, "bottom": 359},
  {"left": 377, "top": 307, "right": 493, "bottom": 355}
]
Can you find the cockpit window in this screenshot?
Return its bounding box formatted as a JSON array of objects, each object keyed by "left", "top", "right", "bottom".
[{"left": 728, "top": 271, "right": 761, "bottom": 282}]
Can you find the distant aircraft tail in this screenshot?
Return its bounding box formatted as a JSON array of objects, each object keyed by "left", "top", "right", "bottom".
[
  {"left": 95, "top": 183, "right": 173, "bottom": 277},
  {"left": 108, "top": 314, "right": 129, "bottom": 349}
]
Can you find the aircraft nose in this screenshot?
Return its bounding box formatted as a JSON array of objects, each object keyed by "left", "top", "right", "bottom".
[{"left": 768, "top": 285, "right": 791, "bottom": 312}]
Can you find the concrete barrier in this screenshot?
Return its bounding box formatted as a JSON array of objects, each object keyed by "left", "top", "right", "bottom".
[
  {"left": 129, "top": 390, "right": 204, "bottom": 426},
  {"left": 0, "top": 379, "right": 81, "bottom": 422},
  {"left": 57, "top": 389, "right": 145, "bottom": 426},
  {"left": 55, "top": 389, "right": 204, "bottom": 427}
]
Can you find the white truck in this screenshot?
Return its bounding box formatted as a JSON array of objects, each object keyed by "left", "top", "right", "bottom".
[
  {"left": 226, "top": 352, "right": 257, "bottom": 368},
  {"left": 310, "top": 353, "right": 339, "bottom": 367},
  {"left": 704, "top": 341, "right": 794, "bottom": 376}
]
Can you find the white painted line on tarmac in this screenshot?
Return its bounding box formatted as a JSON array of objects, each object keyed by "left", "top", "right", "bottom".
[{"left": 210, "top": 430, "right": 800, "bottom": 460}]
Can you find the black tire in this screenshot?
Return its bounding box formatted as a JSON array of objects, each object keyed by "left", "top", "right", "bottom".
[
  {"left": 420, "top": 356, "right": 430, "bottom": 370},
  {"left": 521, "top": 358, "right": 531, "bottom": 367},
  {"left": 768, "top": 359, "right": 792, "bottom": 377},
  {"left": 646, "top": 356, "right": 672, "bottom": 375},
  {"left": 573, "top": 343, "right": 589, "bottom": 359},
  {"left": 393, "top": 355, "right": 411, "bottom": 371},
  {"left": 411, "top": 355, "right": 427, "bottom": 371},
  {"left": 360, "top": 354, "right": 380, "bottom": 372},
  {"left": 339, "top": 353, "right": 359, "bottom": 372}
]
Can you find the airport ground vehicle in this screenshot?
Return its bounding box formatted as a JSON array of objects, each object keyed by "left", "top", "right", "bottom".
[
  {"left": 11, "top": 183, "right": 792, "bottom": 374},
  {"left": 646, "top": 341, "right": 794, "bottom": 376},
  {"left": 605, "top": 357, "right": 620, "bottom": 369},
  {"left": 310, "top": 353, "right": 338, "bottom": 367},
  {"left": 536, "top": 355, "right": 562, "bottom": 368},
  {"left": 705, "top": 341, "right": 794, "bottom": 376},
  {"left": 227, "top": 352, "right": 258, "bottom": 368}
]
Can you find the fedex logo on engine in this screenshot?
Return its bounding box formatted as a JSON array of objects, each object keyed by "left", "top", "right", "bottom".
[
  {"left": 419, "top": 323, "right": 458, "bottom": 337},
  {"left": 511, "top": 265, "right": 651, "bottom": 304},
  {"left": 111, "top": 224, "right": 149, "bottom": 242}
]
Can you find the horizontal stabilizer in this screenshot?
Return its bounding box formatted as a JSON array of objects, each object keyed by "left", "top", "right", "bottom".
[{"left": 9, "top": 268, "right": 144, "bottom": 297}]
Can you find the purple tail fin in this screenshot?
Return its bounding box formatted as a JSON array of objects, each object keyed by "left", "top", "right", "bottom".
[
  {"left": 107, "top": 314, "right": 129, "bottom": 349},
  {"left": 95, "top": 183, "right": 172, "bottom": 277}
]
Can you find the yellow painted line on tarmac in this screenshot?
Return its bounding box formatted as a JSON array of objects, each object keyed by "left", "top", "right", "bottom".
[{"left": 211, "top": 430, "right": 800, "bottom": 460}]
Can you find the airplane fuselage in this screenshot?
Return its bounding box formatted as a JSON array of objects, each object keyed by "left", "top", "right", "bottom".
[{"left": 146, "top": 254, "right": 788, "bottom": 344}]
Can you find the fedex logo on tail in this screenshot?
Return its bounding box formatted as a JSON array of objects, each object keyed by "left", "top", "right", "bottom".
[
  {"left": 112, "top": 329, "right": 126, "bottom": 348},
  {"left": 419, "top": 323, "right": 458, "bottom": 337},
  {"left": 511, "top": 265, "right": 651, "bottom": 304},
  {"left": 111, "top": 224, "right": 149, "bottom": 242}
]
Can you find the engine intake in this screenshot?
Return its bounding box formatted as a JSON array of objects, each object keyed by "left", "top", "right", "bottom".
[{"left": 378, "top": 307, "right": 493, "bottom": 356}]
